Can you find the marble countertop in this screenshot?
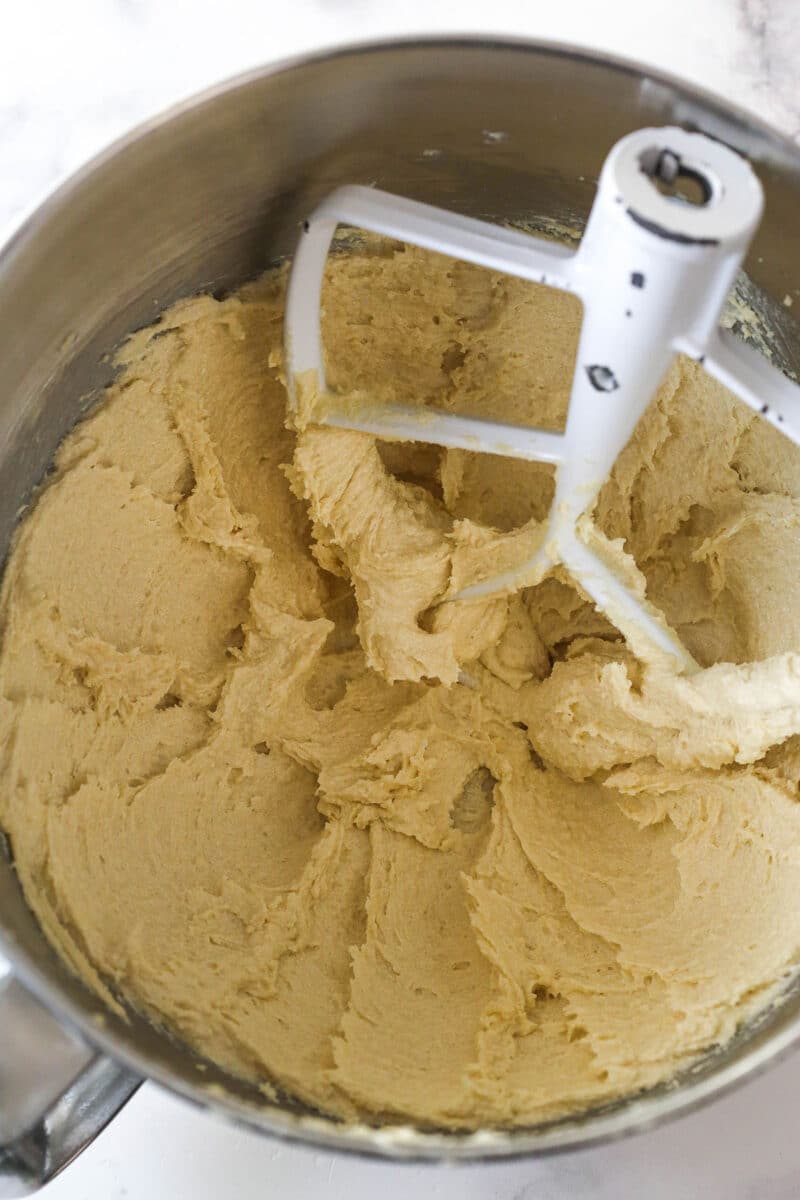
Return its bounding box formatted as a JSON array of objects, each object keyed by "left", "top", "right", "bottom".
[
  {"left": 1, "top": 0, "right": 799, "bottom": 237},
  {"left": 2, "top": 1, "right": 800, "bottom": 1197}
]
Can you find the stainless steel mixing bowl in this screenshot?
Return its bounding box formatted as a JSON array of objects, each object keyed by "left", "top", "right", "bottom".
[{"left": 2, "top": 36, "right": 800, "bottom": 1195}]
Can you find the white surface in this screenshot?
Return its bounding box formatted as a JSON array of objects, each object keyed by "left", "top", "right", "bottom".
[
  {"left": 40, "top": 1058, "right": 800, "bottom": 1200},
  {"left": 3, "top": 1, "right": 800, "bottom": 1197}
]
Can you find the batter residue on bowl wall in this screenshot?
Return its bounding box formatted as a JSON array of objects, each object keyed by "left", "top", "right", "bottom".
[{"left": 2, "top": 242, "right": 800, "bottom": 1128}]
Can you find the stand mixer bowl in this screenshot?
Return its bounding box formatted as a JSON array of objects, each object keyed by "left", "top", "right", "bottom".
[{"left": 2, "top": 36, "right": 800, "bottom": 1191}]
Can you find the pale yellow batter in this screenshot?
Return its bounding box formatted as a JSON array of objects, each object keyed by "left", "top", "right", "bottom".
[{"left": 3, "top": 242, "right": 800, "bottom": 1128}]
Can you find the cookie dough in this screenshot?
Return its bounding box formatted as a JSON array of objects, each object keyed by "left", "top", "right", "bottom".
[{"left": 3, "top": 242, "right": 800, "bottom": 1128}]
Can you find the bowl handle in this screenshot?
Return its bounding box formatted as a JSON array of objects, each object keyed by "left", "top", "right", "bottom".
[{"left": 0, "top": 972, "right": 140, "bottom": 1195}]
